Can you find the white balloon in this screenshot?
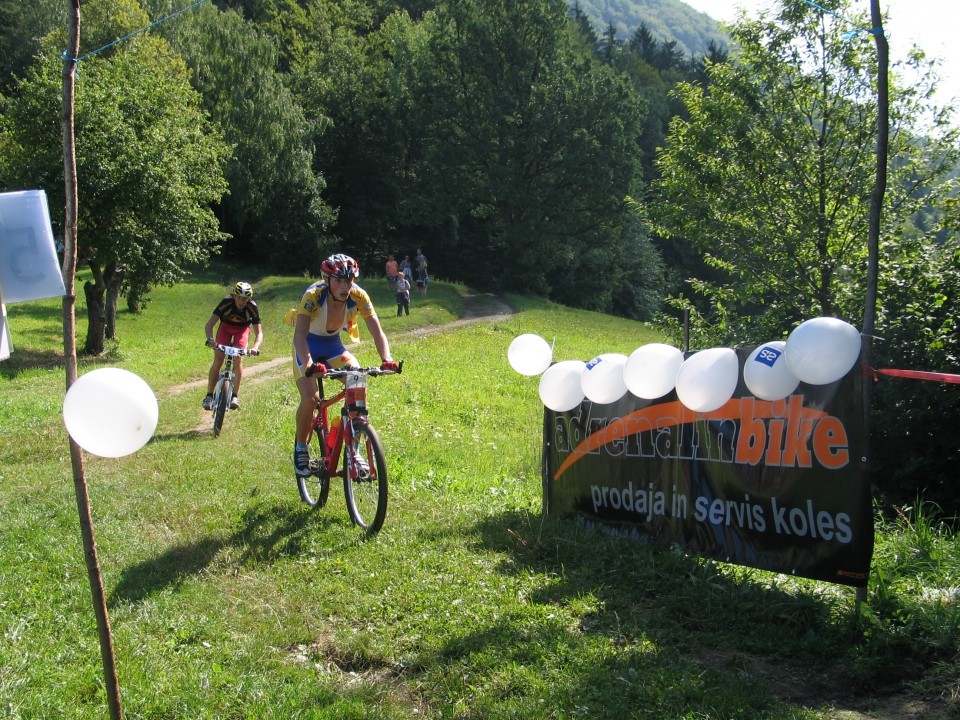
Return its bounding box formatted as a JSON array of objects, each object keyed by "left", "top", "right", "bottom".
[
  {"left": 63, "top": 368, "right": 159, "bottom": 457},
  {"left": 507, "top": 333, "right": 553, "bottom": 376},
  {"left": 623, "top": 343, "right": 684, "bottom": 399},
  {"left": 743, "top": 341, "right": 800, "bottom": 401},
  {"left": 539, "top": 360, "right": 587, "bottom": 412},
  {"left": 785, "top": 317, "right": 862, "bottom": 385},
  {"left": 580, "top": 353, "right": 629, "bottom": 405},
  {"left": 675, "top": 347, "right": 739, "bottom": 413}
]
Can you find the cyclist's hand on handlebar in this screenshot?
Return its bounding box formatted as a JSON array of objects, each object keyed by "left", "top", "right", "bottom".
[
  {"left": 380, "top": 360, "right": 400, "bottom": 372},
  {"left": 205, "top": 338, "right": 215, "bottom": 348},
  {"left": 305, "top": 362, "right": 327, "bottom": 377},
  {"left": 248, "top": 348, "right": 260, "bottom": 356}
]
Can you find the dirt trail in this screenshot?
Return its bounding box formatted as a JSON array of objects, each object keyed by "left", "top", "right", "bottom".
[{"left": 167, "top": 292, "right": 513, "bottom": 399}]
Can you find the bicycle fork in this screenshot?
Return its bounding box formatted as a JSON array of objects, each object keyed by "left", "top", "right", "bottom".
[
  {"left": 214, "top": 367, "right": 234, "bottom": 406},
  {"left": 338, "top": 415, "right": 371, "bottom": 480}
]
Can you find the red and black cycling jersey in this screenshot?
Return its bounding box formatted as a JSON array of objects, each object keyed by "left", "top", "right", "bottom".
[{"left": 213, "top": 296, "right": 261, "bottom": 327}]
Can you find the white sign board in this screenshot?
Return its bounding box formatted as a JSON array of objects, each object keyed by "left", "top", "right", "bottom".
[{"left": 0, "top": 189, "right": 66, "bottom": 303}]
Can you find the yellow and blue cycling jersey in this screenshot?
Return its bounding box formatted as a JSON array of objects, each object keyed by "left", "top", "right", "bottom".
[{"left": 293, "top": 282, "right": 377, "bottom": 372}]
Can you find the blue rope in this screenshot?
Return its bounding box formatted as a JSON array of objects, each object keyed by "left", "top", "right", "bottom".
[
  {"left": 802, "top": 0, "right": 883, "bottom": 39},
  {"left": 62, "top": 0, "right": 209, "bottom": 65}
]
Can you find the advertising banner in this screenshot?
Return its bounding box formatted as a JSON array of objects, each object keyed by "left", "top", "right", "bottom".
[{"left": 542, "top": 347, "right": 873, "bottom": 587}]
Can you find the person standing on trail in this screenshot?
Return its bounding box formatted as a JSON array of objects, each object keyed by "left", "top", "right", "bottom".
[
  {"left": 395, "top": 271, "right": 411, "bottom": 316},
  {"left": 415, "top": 253, "right": 428, "bottom": 298},
  {"left": 291, "top": 254, "right": 399, "bottom": 478},
  {"left": 203, "top": 281, "right": 263, "bottom": 411}
]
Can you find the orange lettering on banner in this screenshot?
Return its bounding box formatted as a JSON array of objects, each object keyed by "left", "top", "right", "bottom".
[
  {"left": 812, "top": 416, "right": 849, "bottom": 469},
  {"left": 733, "top": 397, "right": 766, "bottom": 466},
  {"left": 553, "top": 394, "right": 851, "bottom": 480},
  {"left": 780, "top": 395, "right": 814, "bottom": 468}
]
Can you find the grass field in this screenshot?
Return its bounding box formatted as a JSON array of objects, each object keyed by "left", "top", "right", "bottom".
[{"left": 1, "top": 265, "right": 957, "bottom": 719}]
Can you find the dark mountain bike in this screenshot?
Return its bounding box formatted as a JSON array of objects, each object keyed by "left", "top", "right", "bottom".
[{"left": 208, "top": 344, "right": 257, "bottom": 437}]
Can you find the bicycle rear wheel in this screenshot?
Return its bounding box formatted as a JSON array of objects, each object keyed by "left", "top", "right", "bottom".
[
  {"left": 343, "top": 421, "right": 388, "bottom": 535},
  {"left": 297, "top": 436, "right": 330, "bottom": 508},
  {"left": 212, "top": 379, "right": 231, "bottom": 437}
]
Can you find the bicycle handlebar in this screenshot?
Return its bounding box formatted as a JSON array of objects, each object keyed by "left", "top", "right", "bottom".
[
  {"left": 306, "top": 360, "right": 404, "bottom": 378},
  {"left": 212, "top": 343, "right": 259, "bottom": 356}
]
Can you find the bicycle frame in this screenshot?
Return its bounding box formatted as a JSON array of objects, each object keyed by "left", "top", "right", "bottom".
[
  {"left": 311, "top": 371, "right": 367, "bottom": 478},
  {"left": 213, "top": 345, "right": 243, "bottom": 402},
  {"left": 211, "top": 344, "right": 251, "bottom": 437},
  {"left": 298, "top": 362, "right": 401, "bottom": 534}
]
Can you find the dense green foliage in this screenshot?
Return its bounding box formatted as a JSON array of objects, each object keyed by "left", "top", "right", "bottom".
[
  {"left": 0, "top": 0, "right": 719, "bottom": 320},
  {"left": 0, "top": 0, "right": 230, "bottom": 352},
  {"left": 655, "top": 0, "right": 959, "bottom": 339},
  {"left": 145, "top": 0, "right": 336, "bottom": 269},
  {"left": 651, "top": 0, "right": 960, "bottom": 514}
]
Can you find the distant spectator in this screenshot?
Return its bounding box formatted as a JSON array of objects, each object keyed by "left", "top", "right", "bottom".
[
  {"left": 395, "top": 271, "right": 411, "bottom": 316},
  {"left": 416, "top": 255, "right": 428, "bottom": 297},
  {"left": 385, "top": 255, "right": 399, "bottom": 291},
  {"left": 399, "top": 254, "right": 412, "bottom": 278}
]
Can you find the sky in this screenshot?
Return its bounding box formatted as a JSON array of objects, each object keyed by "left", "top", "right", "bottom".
[{"left": 682, "top": 0, "right": 960, "bottom": 106}]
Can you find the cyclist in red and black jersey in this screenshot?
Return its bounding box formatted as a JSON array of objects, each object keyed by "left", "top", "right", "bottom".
[{"left": 202, "top": 281, "right": 263, "bottom": 411}]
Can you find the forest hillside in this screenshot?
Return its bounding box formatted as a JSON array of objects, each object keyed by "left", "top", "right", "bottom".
[{"left": 571, "top": 0, "right": 726, "bottom": 56}]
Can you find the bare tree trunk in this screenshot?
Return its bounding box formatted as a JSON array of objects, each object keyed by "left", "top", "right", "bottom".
[
  {"left": 83, "top": 261, "right": 107, "bottom": 355},
  {"left": 62, "top": 2, "right": 124, "bottom": 717},
  {"left": 105, "top": 264, "right": 124, "bottom": 340},
  {"left": 858, "top": 0, "right": 889, "bottom": 606},
  {"left": 127, "top": 283, "right": 144, "bottom": 314}
]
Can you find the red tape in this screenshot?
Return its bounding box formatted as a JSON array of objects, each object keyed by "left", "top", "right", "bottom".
[{"left": 869, "top": 367, "right": 960, "bottom": 384}]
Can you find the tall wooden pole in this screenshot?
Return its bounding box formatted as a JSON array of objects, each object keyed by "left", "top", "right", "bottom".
[
  {"left": 858, "top": 0, "right": 889, "bottom": 606},
  {"left": 62, "top": 2, "right": 124, "bottom": 717}
]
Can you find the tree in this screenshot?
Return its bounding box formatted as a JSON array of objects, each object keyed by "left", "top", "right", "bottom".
[
  {"left": 0, "top": 0, "right": 64, "bottom": 93},
  {"left": 143, "top": 0, "right": 334, "bottom": 274},
  {"left": 397, "top": 0, "right": 653, "bottom": 309},
  {"left": 289, "top": 3, "right": 414, "bottom": 268},
  {"left": 0, "top": 1, "right": 229, "bottom": 354},
  {"left": 653, "top": 0, "right": 958, "bottom": 345}
]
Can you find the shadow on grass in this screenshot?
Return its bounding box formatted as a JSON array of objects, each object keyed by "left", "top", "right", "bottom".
[
  {"left": 108, "top": 500, "right": 333, "bottom": 607},
  {"left": 0, "top": 346, "right": 64, "bottom": 379},
  {"left": 151, "top": 430, "right": 206, "bottom": 442},
  {"left": 1, "top": 341, "right": 129, "bottom": 380},
  {"left": 431, "top": 508, "right": 925, "bottom": 717}
]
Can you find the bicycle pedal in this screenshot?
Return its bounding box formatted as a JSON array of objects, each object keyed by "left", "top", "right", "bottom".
[{"left": 308, "top": 459, "right": 323, "bottom": 474}]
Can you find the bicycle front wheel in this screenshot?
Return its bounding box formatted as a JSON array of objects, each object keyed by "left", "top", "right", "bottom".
[
  {"left": 343, "top": 421, "right": 388, "bottom": 535},
  {"left": 212, "top": 380, "right": 231, "bottom": 437}
]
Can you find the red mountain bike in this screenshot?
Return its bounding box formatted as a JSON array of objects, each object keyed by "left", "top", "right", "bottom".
[{"left": 299, "top": 362, "right": 403, "bottom": 535}]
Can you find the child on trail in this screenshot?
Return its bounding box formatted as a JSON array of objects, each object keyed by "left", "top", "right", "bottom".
[{"left": 396, "top": 271, "right": 411, "bottom": 316}]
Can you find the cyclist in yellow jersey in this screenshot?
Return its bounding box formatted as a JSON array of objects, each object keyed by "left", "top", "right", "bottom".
[{"left": 292, "top": 254, "right": 398, "bottom": 477}]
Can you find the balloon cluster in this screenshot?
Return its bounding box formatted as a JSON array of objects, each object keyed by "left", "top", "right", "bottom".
[
  {"left": 63, "top": 368, "right": 159, "bottom": 457},
  {"left": 508, "top": 317, "right": 862, "bottom": 413}
]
